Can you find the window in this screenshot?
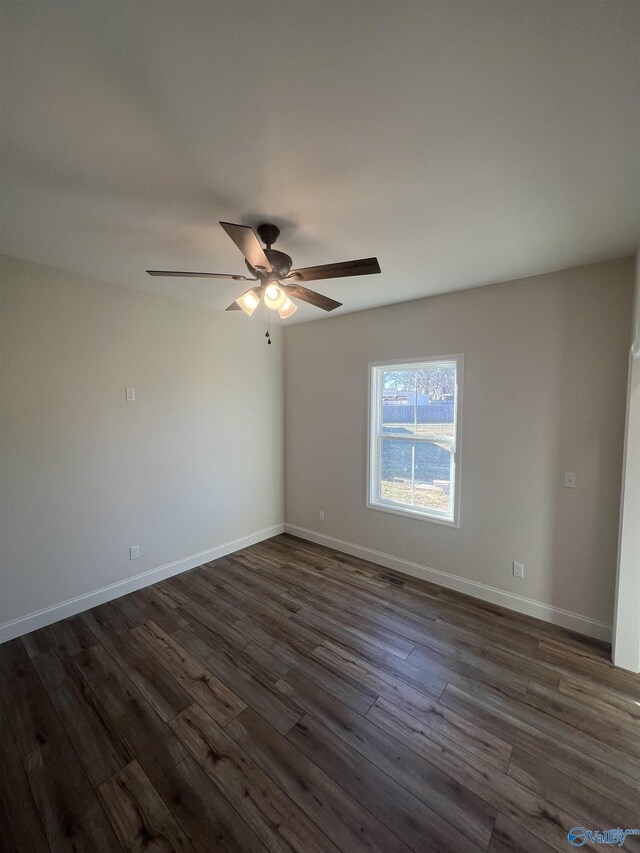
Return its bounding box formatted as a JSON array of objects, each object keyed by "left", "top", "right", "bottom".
[{"left": 368, "top": 356, "right": 462, "bottom": 526}]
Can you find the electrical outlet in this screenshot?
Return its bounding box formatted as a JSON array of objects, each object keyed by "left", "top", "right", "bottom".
[
  {"left": 318, "top": 511, "right": 325, "bottom": 522},
  {"left": 130, "top": 545, "right": 140, "bottom": 560},
  {"left": 512, "top": 561, "right": 524, "bottom": 578},
  {"left": 125, "top": 387, "right": 136, "bottom": 402}
]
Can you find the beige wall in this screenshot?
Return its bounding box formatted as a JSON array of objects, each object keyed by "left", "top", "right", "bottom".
[
  {"left": 613, "top": 252, "right": 640, "bottom": 670},
  {"left": 0, "top": 256, "right": 284, "bottom": 636},
  {"left": 284, "top": 258, "right": 634, "bottom": 637}
]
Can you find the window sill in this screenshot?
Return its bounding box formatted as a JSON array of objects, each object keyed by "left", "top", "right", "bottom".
[{"left": 366, "top": 499, "right": 460, "bottom": 528}]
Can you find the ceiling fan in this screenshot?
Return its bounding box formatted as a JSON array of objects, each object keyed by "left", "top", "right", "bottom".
[{"left": 147, "top": 221, "right": 381, "bottom": 320}]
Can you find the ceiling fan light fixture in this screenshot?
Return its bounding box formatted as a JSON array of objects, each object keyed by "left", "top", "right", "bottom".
[
  {"left": 235, "top": 288, "right": 261, "bottom": 316},
  {"left": 278, "top": 297, "right": 297, "bottom": 319},
  {"left": 263, "top": 282, "right": 287, "bottom": 310}
]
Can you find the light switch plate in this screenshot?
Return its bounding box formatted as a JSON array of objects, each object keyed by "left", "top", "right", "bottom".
[
  {"left": 564, "top": 472, "right": 576, "bottom": 488},
  {"left": 125, "top": 387, "right": 136, "bottom": 402}
]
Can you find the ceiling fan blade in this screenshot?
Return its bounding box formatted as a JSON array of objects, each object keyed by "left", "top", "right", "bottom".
[
  {"left": 219, "top": 222, "right": 272, "bottom": 272},
  {"left": 147, "top": 270, "right": 254, "bottom": 280},
  {"left": 287, "top": 256, "right": 380, "bottom": 282},
  {"left": 282, "top": 283, "right": 342, "bottom": 312}
]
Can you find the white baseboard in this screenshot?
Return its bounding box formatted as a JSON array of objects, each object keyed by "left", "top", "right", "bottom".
[
  {"left": 285, "top": 524, "right": 612, "bottom": 643},
  {"left": 0, "top": 524, "right": 284, "bottom": 644}
]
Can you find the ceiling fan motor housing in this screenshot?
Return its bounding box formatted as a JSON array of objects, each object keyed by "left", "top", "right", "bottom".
[
  {"left": 245, "top": 224, "right": 293, "bottom": 280},
  {"left": 245, "top": 250, "right": 292, "bottom": 281}
]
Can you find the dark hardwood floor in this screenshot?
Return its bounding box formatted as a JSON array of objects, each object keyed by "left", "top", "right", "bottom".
[{"left": 1, "top": 533, "right": 639, "bottom": 852}]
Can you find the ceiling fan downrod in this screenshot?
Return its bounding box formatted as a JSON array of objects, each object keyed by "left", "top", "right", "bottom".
[{"left": 256, "top": 223, "right": 280, "bottom": 250}]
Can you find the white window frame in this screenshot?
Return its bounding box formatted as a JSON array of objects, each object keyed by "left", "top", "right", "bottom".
[{"left": 367, "top": 355, "right": 463, "bottom": 528}]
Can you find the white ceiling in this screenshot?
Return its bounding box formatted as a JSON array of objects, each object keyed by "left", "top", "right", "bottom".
[{"left": 1, "top": 0, "right": 638, "bottom": 323}]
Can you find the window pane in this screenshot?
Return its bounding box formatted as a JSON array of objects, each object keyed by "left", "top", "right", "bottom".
[
  {"left": 382, "top": 369, "right": 418, "bottom": 436},
  {"left": 381, "top": 364, "right": 456, "bottom": 438},
  {"left": 415, "top": 365, "right": 456, "bottom": 438},
  {"left": 380, "top": 438, "right": 452, "bottom": 516},
  {"left": 380, "top": 438, "right": 413, "bottom": 504},
  {"left": 413, "top": 441, "right": 452, "bottom": 515}
]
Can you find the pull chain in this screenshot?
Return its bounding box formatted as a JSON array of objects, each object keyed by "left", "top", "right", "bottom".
[{"left": 265, "top": 310, "right": 272, "bottom": 345}]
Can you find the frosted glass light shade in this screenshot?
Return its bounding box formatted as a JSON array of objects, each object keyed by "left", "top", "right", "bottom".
[
  {"left": 278, "top": 297, "right": 298, "bottom": 319},
  {"left": 263, "top": 283, "right": 287, "bottom": 310},
  {"left": 235, "top": 289, "right": 260, "bottom": 316}
]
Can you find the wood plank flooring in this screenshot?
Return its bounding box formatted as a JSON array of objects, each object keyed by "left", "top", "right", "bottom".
[{"left": 1, "top": 533, "right": 639, "bottom": 852}]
